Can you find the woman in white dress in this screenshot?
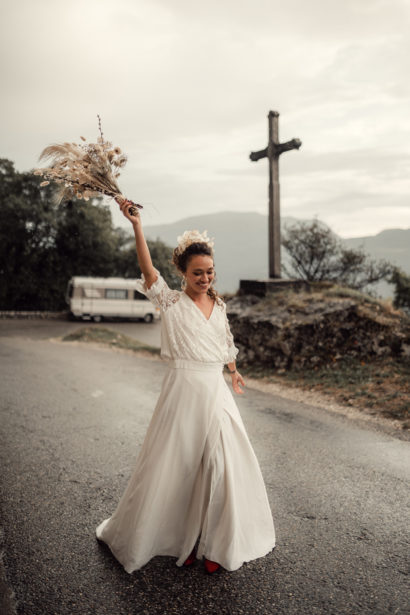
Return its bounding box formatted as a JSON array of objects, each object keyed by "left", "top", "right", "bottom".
[{"left": 96, "top": 200, "right": 275, "bottom": 574}]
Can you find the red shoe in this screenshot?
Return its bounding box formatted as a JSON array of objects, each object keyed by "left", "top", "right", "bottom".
[
  {"left": 204, "top": 558, "right": 220, "bottom": 574},
  {"left": 183, "top": 549, "right": 196, "bottom": 566}
]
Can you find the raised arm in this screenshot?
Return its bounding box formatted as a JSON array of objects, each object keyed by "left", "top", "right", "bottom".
[{"left": 116, "top": 199, "right": 158, "bottom": 289}]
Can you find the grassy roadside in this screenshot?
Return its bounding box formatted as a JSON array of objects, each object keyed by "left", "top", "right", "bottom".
[
  {"left": 62, "top": 326, "right": 409, "bottom": 430},
  {"left": 241, "top": 357, "right": 410, "bottom": 429}
]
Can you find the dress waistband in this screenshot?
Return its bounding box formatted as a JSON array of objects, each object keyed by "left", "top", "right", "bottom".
[{"left": 166, "top": 359, "right": 224, "bottom": 372}]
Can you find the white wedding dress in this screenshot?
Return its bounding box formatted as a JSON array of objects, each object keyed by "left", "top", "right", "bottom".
[{"left": 96, "top": 269, "right": 275, "bottom": 572}]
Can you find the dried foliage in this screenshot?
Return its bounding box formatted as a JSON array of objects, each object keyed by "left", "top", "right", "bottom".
[{"left": 33, "top": 116, "right": 142, "bottom": 215}]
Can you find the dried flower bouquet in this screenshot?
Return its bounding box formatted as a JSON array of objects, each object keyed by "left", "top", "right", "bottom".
[{"left": 33, "top": 116, "right": 142, "bottom": 215}]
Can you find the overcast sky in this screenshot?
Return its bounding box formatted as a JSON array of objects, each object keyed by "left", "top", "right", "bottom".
[{"left": 1, "top": 0, "right": 410, "bottom": 237}]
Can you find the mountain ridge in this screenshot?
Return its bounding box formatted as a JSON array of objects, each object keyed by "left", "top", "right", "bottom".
[{"left": 142, "top": 212, "right": 409, "bottom": 297}]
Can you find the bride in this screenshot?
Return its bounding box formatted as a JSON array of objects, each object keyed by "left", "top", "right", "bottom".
[{"left": 96, "top": 200, "right": 275, "bottom": 574}]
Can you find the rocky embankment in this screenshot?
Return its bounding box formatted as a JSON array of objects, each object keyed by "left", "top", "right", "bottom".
[{"left": 226, "top": 286, "right": 410, "bottom": 369}]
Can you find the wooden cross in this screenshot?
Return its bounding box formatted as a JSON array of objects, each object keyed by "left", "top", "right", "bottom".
[{"left": 250, "top": 110, "right": 302, "bottom": 278}]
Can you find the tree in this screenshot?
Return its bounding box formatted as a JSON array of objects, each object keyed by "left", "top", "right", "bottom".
[
  {"left": 0, "top": 158, "right": 179, "bottom": 310},
  {"left": 54, "top": 198, "right": 119, "bottom": 279},
  {"left": 389, "top": 267, "right": 410, "bottom": 314},
  {"left": 281, "top": 219, "right": 393, "bottom": 292},
  {"left": 113, "top": 231, "right": 180, "bottom": 288},
  {"left": 145, "top": 238, "right": 180, "bottom": 289},
  {"left": 0, "top": 159, "right": 59, "bottom": 309}
]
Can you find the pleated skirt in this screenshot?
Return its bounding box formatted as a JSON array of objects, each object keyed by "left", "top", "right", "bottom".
[{"left": 96, "top": 359, "right": 275, "bottom": 572}]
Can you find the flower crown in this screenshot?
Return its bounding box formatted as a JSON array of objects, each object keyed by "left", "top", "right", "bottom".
[{"left": 175, "top": 229, "right": 215, "bottom": 256}]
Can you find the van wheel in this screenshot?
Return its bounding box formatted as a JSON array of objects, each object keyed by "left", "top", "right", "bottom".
[
  {"left": 143, "top": 313, "right": 154, "bottom": 323},
  {"left": 92, "top": 315, "right": 103, "bottom": 323}
]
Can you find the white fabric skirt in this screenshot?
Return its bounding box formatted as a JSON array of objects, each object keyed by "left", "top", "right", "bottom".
[{"left": 96, "top": 359, "right": 275, "bottom": 572}]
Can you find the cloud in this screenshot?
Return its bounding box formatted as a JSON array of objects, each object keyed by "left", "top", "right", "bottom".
[{"left": 1, "top": 0, "right": 410, "bottom": 237}]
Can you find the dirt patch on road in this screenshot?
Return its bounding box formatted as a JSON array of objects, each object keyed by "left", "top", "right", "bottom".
[{"left": 61, "top": 326, "right": 160, "bottom": 356}]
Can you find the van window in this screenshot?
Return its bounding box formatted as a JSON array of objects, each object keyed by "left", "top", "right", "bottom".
[
  {"left": 105, "top": 289, "right": 128, "bottom": 300},
  {"left": 134, "top": 291, "right": 148, "bottom": 301},
  {"left": 84, "top": 288, "right": 102, "bottom": 298}
]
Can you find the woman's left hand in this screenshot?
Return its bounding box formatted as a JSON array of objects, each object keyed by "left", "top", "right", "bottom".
[{"left": 231, "top": 371, "right": 245, "bottom": 395}]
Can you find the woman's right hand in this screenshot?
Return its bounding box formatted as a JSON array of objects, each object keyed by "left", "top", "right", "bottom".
[{"left": 116, "top": 197, "right": 141, "bottom": 226}]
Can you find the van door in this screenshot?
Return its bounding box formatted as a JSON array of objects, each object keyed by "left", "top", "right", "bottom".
[
  {"left": 133, "top": 290, "right": 150, "bottom": 319},
  {"left": 104, "top": 288, "right": 129, "bottom": 317}
]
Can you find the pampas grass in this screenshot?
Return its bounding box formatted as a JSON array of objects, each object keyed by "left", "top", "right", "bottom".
[{"left": 33, "top": 116, "right": 142, "bottom": 215}]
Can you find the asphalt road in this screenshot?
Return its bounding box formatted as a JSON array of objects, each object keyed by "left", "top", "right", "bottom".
[{"left": 0, "top": 324, "right": 409, "bottom": 615}]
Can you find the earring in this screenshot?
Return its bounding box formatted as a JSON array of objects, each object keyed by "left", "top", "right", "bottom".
[{"left": 181, "top": 277, "right": 187, "bottom": 290}]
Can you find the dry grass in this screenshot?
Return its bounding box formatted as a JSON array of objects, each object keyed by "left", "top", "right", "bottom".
[
  {"left": 242, "top": 356, "right": 410, "bottom": 429},
  {"left": 245, "top": 284, "right": 403, "bottom": 316},
  {"left": 234, "top": 285, "right": 409, "bottom": 429}
]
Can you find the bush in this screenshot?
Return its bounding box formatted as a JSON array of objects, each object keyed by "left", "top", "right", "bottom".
[
  {"left": 389, "top": 267, "right": 410, "bottom": 315},
  {"left": 281, "top": 219, "right": 393, "bottom": 292}
]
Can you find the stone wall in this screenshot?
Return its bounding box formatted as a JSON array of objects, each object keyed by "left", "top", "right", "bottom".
[{"left": 226, "top": 291, "right": 410, "bottom": 369}]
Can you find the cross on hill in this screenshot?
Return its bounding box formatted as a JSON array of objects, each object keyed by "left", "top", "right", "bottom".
[{"left": 250, "top": 110, "right": 302, "bottom": 278}]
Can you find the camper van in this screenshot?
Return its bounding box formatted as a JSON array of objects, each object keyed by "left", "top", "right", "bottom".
[{"left": 66, "top": 276, "right": 160, "bottom": 322}]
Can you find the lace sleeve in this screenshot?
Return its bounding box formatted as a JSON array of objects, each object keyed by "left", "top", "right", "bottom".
[
  {"left": 223, "top": 303, "right": 239, "bottom": 363},
  {"left": 135, "top": 268, "right": 180, "bottom": 311}
]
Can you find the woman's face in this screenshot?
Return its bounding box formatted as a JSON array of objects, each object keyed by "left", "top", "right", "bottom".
[{"left": 184, "top": 254, "right": 215, "bottom": 295}]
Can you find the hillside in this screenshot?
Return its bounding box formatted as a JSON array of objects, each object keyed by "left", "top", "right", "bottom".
[
  {"left": 227, "top": 284, "right": 410, "bottom": 425},
  {"left": 143, "top": 212, "right": 410, "bottom": 297}
]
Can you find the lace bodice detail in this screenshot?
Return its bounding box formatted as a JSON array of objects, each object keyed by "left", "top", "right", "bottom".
[{"left": 135, "top": 269, "right": 239, "bottom": 364}]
